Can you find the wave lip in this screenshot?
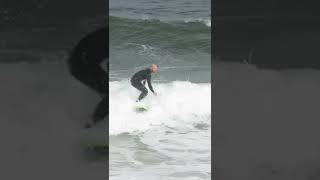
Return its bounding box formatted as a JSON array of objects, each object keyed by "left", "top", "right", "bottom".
[{"left": 109, "top": 81, "right": 211, "bottom": 135}]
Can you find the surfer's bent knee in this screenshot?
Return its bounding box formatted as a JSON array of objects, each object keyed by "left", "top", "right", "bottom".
[{"left": 143, "top": 89, "right": 148, "bottom": 95}]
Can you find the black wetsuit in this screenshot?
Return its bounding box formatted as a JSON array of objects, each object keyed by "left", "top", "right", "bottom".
[
  {"left": 131, "top": 69, "right": 154, "bottom": 101},
  {"left": 67, "top": 26, "right": 108, "bottom": 126}
]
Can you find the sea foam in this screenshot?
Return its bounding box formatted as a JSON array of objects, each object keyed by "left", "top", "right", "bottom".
[{"left": 109, "top": 81, "right": 211, "bottom": 135}]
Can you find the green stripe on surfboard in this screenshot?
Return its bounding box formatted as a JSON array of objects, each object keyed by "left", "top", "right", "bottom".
[{"left": 135, "top": 106, "right": 148, "bottom": 112}]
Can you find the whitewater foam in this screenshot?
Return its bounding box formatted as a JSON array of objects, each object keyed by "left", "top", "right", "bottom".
[
  {"left": 184, "top": 18, "right": 211, "bottom": 27},
  {"left": 109, "top": 81, "right": 211, "bottom": 135}
]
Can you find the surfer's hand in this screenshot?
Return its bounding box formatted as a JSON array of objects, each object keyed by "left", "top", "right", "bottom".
[{"left": 153, "top": 92, "right": 157, "bottom": 96}]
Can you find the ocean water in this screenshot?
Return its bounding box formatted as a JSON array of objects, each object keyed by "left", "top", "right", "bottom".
[
  {"left": 109, "top": 0, "right": 211, "bottom": 179},
  {"left": 213, "top": 62, "right": 320, "bottom": 180}
]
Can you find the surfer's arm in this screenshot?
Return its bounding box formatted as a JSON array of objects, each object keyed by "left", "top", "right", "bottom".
[{"left": 146, "top": 76, "right": 155, "bottom": 93}]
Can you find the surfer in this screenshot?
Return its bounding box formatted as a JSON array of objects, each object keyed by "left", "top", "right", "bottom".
[
  {"left": 131, "top": 64, "right": 158, "bottom": 102},
  {"left": 67, "top": 26, "right": 108, "bottom": 128}
]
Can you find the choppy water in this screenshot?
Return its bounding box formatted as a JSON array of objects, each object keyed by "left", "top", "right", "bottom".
[
  {"left": 110, "top": 0, "right": 211, "bottom": 23},
  {"left": 109, "top": 0, "right": 211, "bottom": 179}
]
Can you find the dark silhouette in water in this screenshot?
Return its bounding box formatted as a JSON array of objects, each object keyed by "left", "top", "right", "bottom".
[{"left": 67, "top": 26, "right": 108, "bottom": 128}]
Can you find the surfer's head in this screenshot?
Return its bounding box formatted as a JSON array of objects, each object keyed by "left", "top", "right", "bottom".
[{"left": 150, "top": 64, "right": 158, "bottom": 73}]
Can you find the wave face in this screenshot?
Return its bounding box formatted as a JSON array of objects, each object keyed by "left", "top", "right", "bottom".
[
  {"left": 110, "top": 16, "right": 210, "bottom": 52},
  {"left": 109, "top": 16, "right": 211, "bottom": 82}
]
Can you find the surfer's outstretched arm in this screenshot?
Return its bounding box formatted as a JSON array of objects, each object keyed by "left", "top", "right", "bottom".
[{"left": 146, "top": 75, "right": 156, "bottom": 94}]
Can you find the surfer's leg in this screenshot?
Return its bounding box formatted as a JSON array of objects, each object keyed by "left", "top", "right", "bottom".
[
  {"left": 75, "top": 66, "right": 108, "bottom": 128},
  {"left": 85, "top": 66, "right": 108, "bottom": 124},
  {"left": 137, "top": 85, "right": 148, "bottom": 101},
  {"left": 131, "top": 81, "right": 148, "bottom": 101},
  {"left": 87, "top": 65, "right": 108, "bottom": 94},
  {"left": 92, "top": 95, "right": 108, "bottom": 123}
]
